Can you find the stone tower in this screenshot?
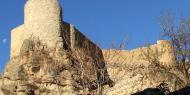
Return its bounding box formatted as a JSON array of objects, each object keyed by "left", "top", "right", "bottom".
[
  {"left": 24, "top": 0, "right": 63, "bottom": 47},
  {"left": 11, "top": 0, "right": 63, "bottom": 58}
]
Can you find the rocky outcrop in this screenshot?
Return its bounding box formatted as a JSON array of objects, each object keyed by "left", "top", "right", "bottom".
[
  {"left": 1, "top": 39, "right": 75, "bottom": 95},
  {"left": 1, "top": 38, "right": 113, "bottom": 95},
  {"left": 103, "top": 61, "right": 187, "bottom": 95}
]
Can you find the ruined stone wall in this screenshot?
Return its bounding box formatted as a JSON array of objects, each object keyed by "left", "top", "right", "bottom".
[
  {"left": 103, "top": 40, "right": 176, "bottom": 66},
  {"left": 60, "top": 22, "right": 108, "bottom": 82},
  {"left": 69, "top": 25, "right": 104, "bottom": 63},
  {"left": 11, "top": 25, "right": 25, "bottom": 58}
]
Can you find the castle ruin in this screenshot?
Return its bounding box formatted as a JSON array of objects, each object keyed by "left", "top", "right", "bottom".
[
  {"left": 0, "top": 0, "right": 181, "bottom": 95},
  {"left": 0, "top": 0, "right": 113, "bottom": 94}
]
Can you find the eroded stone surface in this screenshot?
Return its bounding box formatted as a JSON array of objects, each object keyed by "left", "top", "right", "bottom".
[
  {"left": 2, "top": 38, "right": 113, "bottom": 94},
  {"left": 103, "top": 62, "right": 187, "bottom": 95}
]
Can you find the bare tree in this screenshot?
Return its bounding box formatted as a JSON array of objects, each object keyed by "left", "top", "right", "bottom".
[
  {"left": 140, "top": 43, "right": 165, "bottom": 66},
  {"left": 159, "top": 12, "right": 190, "bottom": 80}
]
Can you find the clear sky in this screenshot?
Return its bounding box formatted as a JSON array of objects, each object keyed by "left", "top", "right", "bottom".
[{"left": 1, "top": 0, "right": 190, "bottom": 71}]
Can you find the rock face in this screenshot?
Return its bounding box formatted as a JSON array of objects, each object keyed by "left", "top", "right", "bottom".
[
  {"left": 103, "top": 62, "right": 187, "bottom": 95},
  {"left": 1, "top": 0, "right": 113, "bottom": 95}
]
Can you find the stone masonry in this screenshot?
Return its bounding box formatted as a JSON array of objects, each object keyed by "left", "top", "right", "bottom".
[{"left": 103, "top": 40, "right": 176, "bottom": 66}]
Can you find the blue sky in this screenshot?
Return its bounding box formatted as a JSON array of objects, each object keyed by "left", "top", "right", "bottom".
[{"left": 1, "top": 0, "right": 190, "bottom": 71}]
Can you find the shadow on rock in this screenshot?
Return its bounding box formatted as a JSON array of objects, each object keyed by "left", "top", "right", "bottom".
[
  {"left": 132, "top": 88, "right": 165, "bottom": 95},
  {"left": 132, "top": 81, "right": 190, "bottom": 95},
  {"left": 169, "top": 86, "right": 190, "bottom": 95}
]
